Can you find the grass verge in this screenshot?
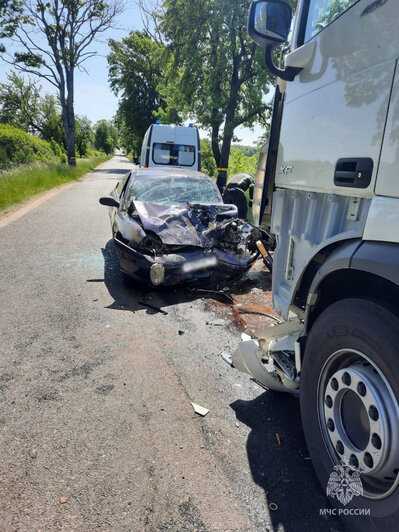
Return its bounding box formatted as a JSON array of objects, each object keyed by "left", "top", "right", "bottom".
[{"left": 0, "top": 156, "right": 110, "bottom": 213}]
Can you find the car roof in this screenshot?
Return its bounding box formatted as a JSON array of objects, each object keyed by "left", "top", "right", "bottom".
[{"left": 135, "top": 167, "right": 211, "bottom": 180}]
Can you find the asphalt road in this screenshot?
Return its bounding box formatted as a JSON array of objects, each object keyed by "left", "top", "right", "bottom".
[{"left": 0, "top": 154, "right": 342, "bottom": 531}]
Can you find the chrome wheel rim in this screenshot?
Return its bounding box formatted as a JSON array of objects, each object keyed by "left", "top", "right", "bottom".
[{"left": 317, "top": 349, "right": 399, "bottom": 500}]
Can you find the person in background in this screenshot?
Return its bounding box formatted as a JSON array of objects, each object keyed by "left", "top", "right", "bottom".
[{"left": 222, "top": 173, "right": 254, "bottom": 220}]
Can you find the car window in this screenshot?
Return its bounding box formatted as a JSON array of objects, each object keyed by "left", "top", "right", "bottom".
[
  {"left": 304, "top": 0, "right": 358, "bottom": 43},
  {"left": 127, "top": 175, "right": 222, "bottom": 206},
  {"left": 152, "top": 143, "right": 196, "bottom": 166},
  {"left": 177, "top": 145, "right": 195, "bottom": 166},
  {"left": 115, "top": 171, "right": 131, "bottom": 199},
  {"left": 153, "top": 143, "right": 172, "bottom": 165},
  {"left": 119, "top": 173, "right": 134, "bottom": 209}
]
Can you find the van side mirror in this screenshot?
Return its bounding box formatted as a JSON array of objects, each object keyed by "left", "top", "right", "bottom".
[
  {"left": 248, "top": 0, "right": 301, "bottom": 81},
  {"left": 99, "top": 196, "right": 120, "bottom": 208}
]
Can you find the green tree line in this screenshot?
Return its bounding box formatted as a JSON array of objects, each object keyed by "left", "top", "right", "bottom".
[
  {"left": 108, "top": 0, "right": 275, "bottom": 188},
  {"left": 0, "top": 72, "right": 119, "bottom": 165},
  {"left": 0, "top": 0, "right": 122, "bottom": 165}
]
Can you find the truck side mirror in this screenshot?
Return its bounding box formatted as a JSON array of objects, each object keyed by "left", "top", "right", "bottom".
[{"left": 248, "top": 0, "right": 301, "bottom": 82}]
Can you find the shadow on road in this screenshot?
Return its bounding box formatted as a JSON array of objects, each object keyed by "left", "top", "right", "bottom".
[
  {"left": 91, "top": 167, "right": 130, "bottom": 176},
  {"left": 97, "top": 239, "right": 261, "bottom": 314},
  {"left": 231, "top": 392, "right": 343, "bottom": 531}
]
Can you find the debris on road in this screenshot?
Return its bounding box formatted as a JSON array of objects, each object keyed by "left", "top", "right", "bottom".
[
  {"left": 269, "top": 502, "right": 278, "bottom": 511},
  {"left": 206, "top": 318, "right": 226, "bottom": 326},
  {"left": 59, "top": 495, "right": 69, "bottom": 504},
  {"left": 191, "top": 402, "right": 209, "bottom": 417},
  {"left": 238, "top": 308, "right": 281, "bottom": 322},
  {"left": 221, "top": 352, "right": 234, "bottom": 367},
  {"left": 28, "top": 448, "right": 37, "bottom": 459},
  {"left": 276, "top": 433, "right": 282, "bottom": 446},
  {"left": 178, "top": 330, "right": 185, "bottom": 335},
  {"left": 138, "top": 301, "right": 168, "bottom": 315},
  {"left": 193, "top": 288, "right": 234, "bottom": 304}
]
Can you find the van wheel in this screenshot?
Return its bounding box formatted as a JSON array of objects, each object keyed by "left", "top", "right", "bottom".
[{"left": 300, "top": 298, "right": 399, "bottom": 531}]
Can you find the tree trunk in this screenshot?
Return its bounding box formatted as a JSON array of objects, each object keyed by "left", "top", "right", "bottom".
[
  {"left": 63, "top": 70, "right": 76, "bottom": 166},
  {"left": 60, "top": 106, "right": 76, "bottom": 166},
  {"left": 216, "top": 133, "right": 232, "bottom": 192},
  {"left": 66, "top": 121, "right": 76, "bottom": 167},
  {"left": 211, "top": 124, "right": 221, "bottom": 166}
]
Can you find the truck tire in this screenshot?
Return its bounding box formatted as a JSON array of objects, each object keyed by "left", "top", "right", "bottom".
[{"left": 300, "top": 298, "right": 399, "bottom": 531}]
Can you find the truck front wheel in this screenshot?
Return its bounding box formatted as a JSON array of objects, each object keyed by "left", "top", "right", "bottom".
[{"left": 300, "top": 298, "right": 399, "bottom": 531}]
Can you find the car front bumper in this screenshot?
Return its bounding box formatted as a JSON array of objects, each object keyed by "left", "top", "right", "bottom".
[{"left": 113, "top": 237, "right": 256, "bottom": 286}]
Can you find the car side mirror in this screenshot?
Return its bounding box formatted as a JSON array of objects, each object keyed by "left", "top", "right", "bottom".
[
  {"left": 99, "top": 196, "right": 120, "bottom": 208},
  {"left": 248, "top": 0, "right": 301, "bottom": 81}
]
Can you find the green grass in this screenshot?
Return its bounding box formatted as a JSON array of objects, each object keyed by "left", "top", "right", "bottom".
[{"left": 0, "top": 156, "right": 110, "bottom": 212}]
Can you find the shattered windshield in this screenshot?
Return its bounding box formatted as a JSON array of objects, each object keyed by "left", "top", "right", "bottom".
[{"left": 127, "top": 174, "right": 222, "bottom": 206}]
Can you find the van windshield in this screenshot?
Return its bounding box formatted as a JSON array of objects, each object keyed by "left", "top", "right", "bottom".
[{"left": 153, "top": 143, "right": 195, "bottom": 167}]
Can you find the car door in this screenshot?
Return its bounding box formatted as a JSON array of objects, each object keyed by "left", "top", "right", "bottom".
[{"left": 276, "top": 0, "right": 398, "bottom": 198}]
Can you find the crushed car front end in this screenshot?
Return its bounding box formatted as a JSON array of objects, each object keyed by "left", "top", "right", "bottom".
[{"left": 114, "top": 202, "right": 262, "bottom": 287}]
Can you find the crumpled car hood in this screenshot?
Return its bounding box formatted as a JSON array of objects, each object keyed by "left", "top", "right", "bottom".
[{"left": 133, "top": 200, "right": 239, "bottom": 247}]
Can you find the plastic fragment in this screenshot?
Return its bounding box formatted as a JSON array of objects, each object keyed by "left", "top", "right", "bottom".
[{"left": 191, "top": 402, "right": 209, "bottom": 416}]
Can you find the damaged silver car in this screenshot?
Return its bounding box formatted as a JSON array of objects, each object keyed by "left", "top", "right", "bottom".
[{"left": 99, "top": 167, "right": 265, "bottom": 287}]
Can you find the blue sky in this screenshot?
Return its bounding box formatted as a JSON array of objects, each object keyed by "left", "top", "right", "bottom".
[{"left": 0, "top": 3, "right": 265, "bottom": 146}]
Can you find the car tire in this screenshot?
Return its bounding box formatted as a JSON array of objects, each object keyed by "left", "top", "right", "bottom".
[{"left": 300, "top": 298, "right": 399, "bottom": 531}]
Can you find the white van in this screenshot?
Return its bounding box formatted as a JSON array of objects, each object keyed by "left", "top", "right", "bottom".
[{"left": 140, "top": 123, "right": 201, "bottom": 171}]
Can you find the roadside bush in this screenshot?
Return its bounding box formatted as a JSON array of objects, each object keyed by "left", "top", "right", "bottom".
[
  {"left": 49, "top": 138, "right": 67, "bottom": 163},
  {"left": 86, "top": 148, "right": 103, "bottom": 158},
  {"left": 0, "top": 124, "right": 59, "bottom": 169}
]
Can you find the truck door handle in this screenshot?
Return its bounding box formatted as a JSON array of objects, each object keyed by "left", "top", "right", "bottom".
[{"left": 334, "top": 158, "right": 373, "bottom": 188}]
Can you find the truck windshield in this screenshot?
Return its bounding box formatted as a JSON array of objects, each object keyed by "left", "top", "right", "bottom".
[
  {"left": 152, "top": 143, "right": 195, "bottom": 167},
  {"left": 128, "top": 175, "right": 221, "bottom": 206}
]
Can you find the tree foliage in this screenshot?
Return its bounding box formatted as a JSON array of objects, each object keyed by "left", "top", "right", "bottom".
[
  {"left": 231, "top": 144, "right": 258, "bottom": 157},
  {"left": 159, "top": 0, "right": 273, "bottom": 189},
  {"left": 0, "top": 71, "right": 42, "bottom": 133},
  {"left": 200, "top": 139, "right": 217, "bottom": 178},
  {"left": 108, "top": 31, "right": 167, "bottom": 155},
  {"left": 0, "top": 0, "right": 123, "bottom": 165},
  {"left": 75, "top": 116, "right": 93, "bottom": 157},
  {"left": 0, "top": 71, "right": 93, "bottom": 155},
  {"left": 94, "top": 120, "right": 118, "bottom": 155},
  {"left": 228, "top": 148, "right": 258, "bottom": 177}
]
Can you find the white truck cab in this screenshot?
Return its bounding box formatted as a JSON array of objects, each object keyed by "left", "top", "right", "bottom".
[
  {"left": 230, "top": 1, "right": 399, "bottom": 527},
  {"left": 140, "top": 122, "right": 201, "bottom": 171}
]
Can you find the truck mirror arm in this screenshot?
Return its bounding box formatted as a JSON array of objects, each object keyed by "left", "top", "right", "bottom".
[{"left": 265, "top": 45, "right": 302, "bottom": 82}]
